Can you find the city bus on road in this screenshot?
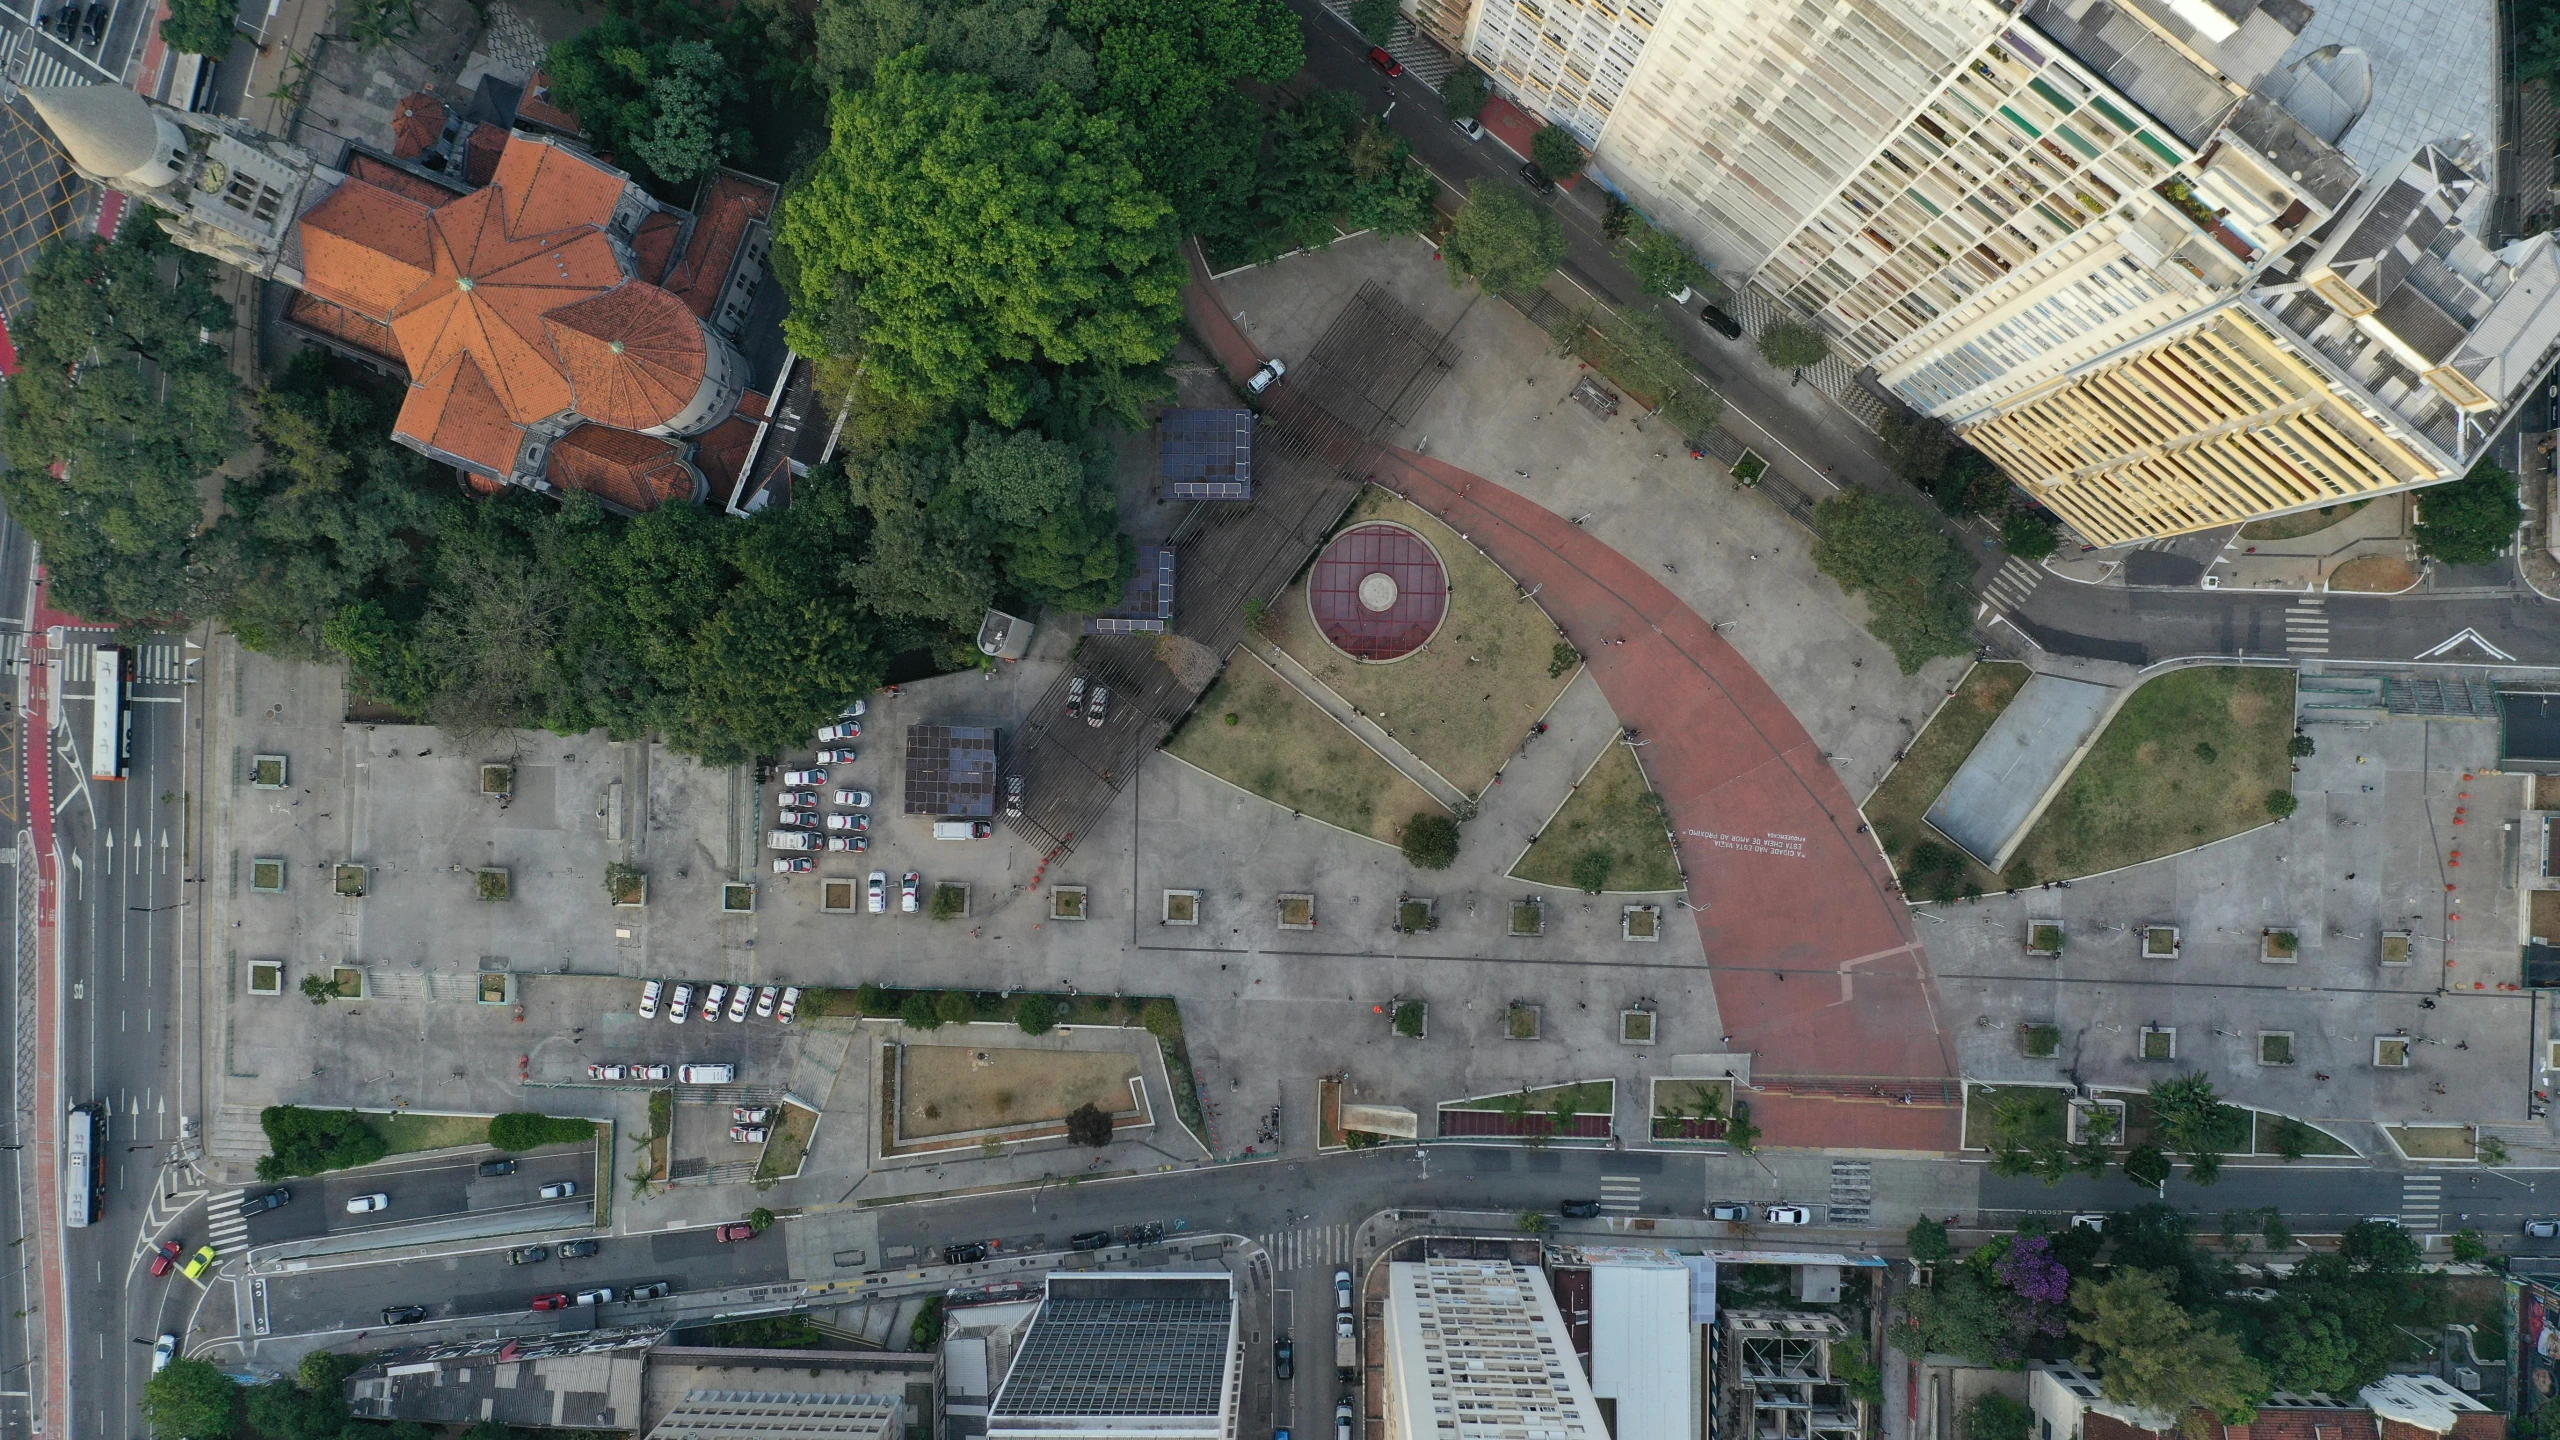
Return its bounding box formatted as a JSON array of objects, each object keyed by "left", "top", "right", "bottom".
[
  {"left": 89, "top": 645, "right": 126, "bottom": 782},
  {"left": 64, "top": 1103, "right": 100, "bottom": 1229}
]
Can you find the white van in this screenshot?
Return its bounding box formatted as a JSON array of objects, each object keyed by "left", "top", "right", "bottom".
[
  {"left": 767, "top": 830, "right": 818, "bottom": 851},
  {"left": 933, "top": 820, "right": 994, "bottom": 840},
  {"left": 677, "top": 1064, "right": 736, "bottom": 1084}
]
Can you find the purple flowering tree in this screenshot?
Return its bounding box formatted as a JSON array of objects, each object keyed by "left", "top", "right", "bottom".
[{"left": 1993, "top": 1234, "right": 2071, "bottom": 1339}]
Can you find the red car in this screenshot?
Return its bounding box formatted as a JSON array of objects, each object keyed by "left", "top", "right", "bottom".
[
  {"left": 529, "top": 1293, "right": 572, "bottom": 1311},
  {"left": 1366, "top": 45, "right": 1403, "bottom": 76},
  {"left": 149, "top": 1240, "right": 183, "bottom": 1278},
  {"left": 714, "top": 1222, "right": 758, "bottom": 1243}
]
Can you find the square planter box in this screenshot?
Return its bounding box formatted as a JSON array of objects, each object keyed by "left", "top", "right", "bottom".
[
  {"left": 479, "top": 763, "right": 515, "bottom": 797},
  {"left": 2140, "top": 1025, "right": 2176, "bottom": 1061},
  {"left": 1620, "top": 1008, "right": 1656, "bottom": 1045},
  {"left": 333, "top": 864, "right": 367, "bottom": 899},
  {"left": 2258, "top": 1030, "right": 2295, "bottom": 1066},
  {"left": 1390, "top": 999, "right": 1428, "bottom": 1039},
  {"left": 721, "top": 883, "right": 755, "bottom": 913},
  {"left": 608, "top": 867, "right": 647, "bottom": 908},
  {"left": 2019, "top": 1022, "right": 2061, "bottom": 1059},
  {"left": 331, "top": 966, "right": 366, "bottom": 1000},
  {"left": 2261, "top": 927, "right": 2302, "bottom": 964},
  {"left": 822, "top": 880, "right": 859, "bottom": 914},
  {"left": 1730, "top": 449, "right": 1768, "bottom": 486},
  {"left": 2067, "top": 1097, "right": 2125, "bottom": 1145},
  {"left": 1163, "top": 890, "right": 1200, "bottom": 925},
  {"left": 2373, "top": 1035, "right": 2411, "bottom": 1068},
  {"left": 1622, "top": 905, "right": 1661, "bottom": 942},
  {"left": 2025, "top": 921, "right": 2065, "bottom": 957},
  {"left": 251, "top": 857, "right": 287, "bottom": 893},
  {"left": 1277, "top": 894, "right": 1316, "bottom": 931},
  {"left": 2381, "top": 930, "right": 2412, "bottom": 966},
  {"left": 932, "top": 882, "right": 971, "bottom": 919},
  {"left": 475, "top": 867, "right": 511, "bottom": 902},
  {"left": 1397, "top": 897, "right": 1436, "bottom": 935},
  {"left": 1050, "top": 886, "right": 1089, "bottom": 921},
  {"left": 246, "top": 959, "right": 284, "bottom": 996},
  {"left": 1505, "top": 1003, "right": 1541, "bottom": 1040},
  {"left": 2141, "top": 925, "right": 2181, "bottom": 960},
  {"left": 1509, "top": 898, "right": 1545, "bottom": 938},
  {"left": 250, "top": 754, "right": 288, "bottom": 789},
  {"left": 478, "top": 972, "right": 513, "bottom": 1004}
]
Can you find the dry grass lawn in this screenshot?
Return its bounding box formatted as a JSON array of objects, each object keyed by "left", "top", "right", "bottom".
[
  {"left": 372, "top": 1112, "right": 489, "bottom": 1154},
  {"left": 755, "top": 1102, "right": 819, "bottom": 1181},
  {"left": 1512, "top": 741, "right": 1682, "bottom": 891},
  {"left": 1863, "top": 662, "right": 2028, "bottom": 892},
  {"left": 1268, "top": 488, "right": 1571, "bottom": 796},
  {"left": 899, "top": 1045, "right": 1139, "bottom": 1139},
  {"left": 1167, "top": 652, "right": 1450, "bottom": 842},
  {"left": 2008, "top": 667, "right": 2295, "bottom": 880},
  {"left": 2238, "top": 499, "right": 2368, "bottom": 540},
  {"left": 2332, "top": 555, "right": 2417, "bottom": 592}
]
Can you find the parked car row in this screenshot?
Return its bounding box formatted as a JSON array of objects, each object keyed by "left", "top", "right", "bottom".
[
  {"left": 860, "top": 870, "right": 925, "bottom": 914},
  {"left": 637, "top": 978, "right": 800, "bottom": 1028},
  {"left": 1065, "top": 675, "right": 1110, "bottom": 728},
  {"left": 771, "top": 701, "right": 875, "bottom": 865}
]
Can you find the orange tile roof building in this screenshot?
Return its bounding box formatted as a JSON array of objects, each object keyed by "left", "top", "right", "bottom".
[{"left": 21, "top": 82, "right": 783, "bottom": 514}]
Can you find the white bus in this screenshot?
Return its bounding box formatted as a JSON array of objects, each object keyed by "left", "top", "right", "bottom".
[
  {"left": 63, "top": 1104, "right": 99, "bottom": 1229},
  {"left": 88, "top": 646, "right": 126, "bottom": 782}
]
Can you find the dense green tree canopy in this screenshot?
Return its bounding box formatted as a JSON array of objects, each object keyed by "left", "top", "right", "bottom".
[
  {"left": 1809, "top": 488, "right": 1975, "bottom": 672},
  {"left": 779, "top": 52, "right": 1185, "bottom": 425},
  {"left": 1758, "top": 319, "right": 1831, "bottom": 370},
  {"left": 160, "top": 0, "right": 239, "bottom": 56},
  {"left": 1443, "top": 65, "right": 1490, "bottom": 121},
  {"left": 0, "top": 228, "right": 244, "bottom": 623},
  {"left": 1625, "top": 219, "right": 1709, "bottom": 298},
  {"left": 1530, "top": 125, "right": 1584, "bottom": 180},
  {"left": 2072, "top": 1270, "right": 2267, "bottom": 1434},
  {"left": 543, "top": 8, "right": 762, "bottom": 191},
  {"left": 2412, "top": 458, "right": 2521, "bottom": 567},
  {"left": 1445, "top": 181, "right": 1564, "bottom": 296},
  {"left": 144, "top": 1357, "right": 238, "bottom": 1439},
  {"left": 1065, "top": 0, "right": 1304, "bottom": 237},
  {"left": 819, "top": 0, "right": 1100, "bottom": 93}
]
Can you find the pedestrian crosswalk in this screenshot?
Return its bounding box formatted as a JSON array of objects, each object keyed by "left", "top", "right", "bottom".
[
  {"left": 203, "top": 1189, "right": 249, "bottom": 1254},
  {"left": 1258, "top": 1223, "right": 1354, "bottom": 1272},
  {"left": 57, "top": 641, "right": 181, "bottom": 686},
  {"left": 1983, "top": 556, "right": 2045, "bottom": 613},
  {"left": 1599, "top": 1173, "right": 1643, "bottom": 1214},
  {"left": 1828, "top": 1160, "right": 1873, "bottom": 1226},
  {"left": 132, "top": 644, "right": 184, "bottom": 685},
  {"left": 2401, "top": 1173, "right": 2442, "bottom": 1231},
  {"left": 2, "top": 25, "right": 109, "bottom": 89},
  {"left": 2284, "top": 598, "right": 2330, "bottom": 656}
]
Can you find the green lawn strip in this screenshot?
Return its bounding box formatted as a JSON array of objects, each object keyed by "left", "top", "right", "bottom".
[
  {"left": 2258, "top": 1111, "right": 2356, "bottom": 1156},
  {"left": 1443, "top": 1080, "right": 1615, "bottom": 1112},
  {"left": 1962, "top": 1084, "right": 2066, "bottom": 1151},
  {"left": 369, "top": 1111, "right": 490, "bottom": 1154},
  {"left": 1863, "top": 662, "right": 2028, "bottom": 891},
  {"left": 2008, "top": 667, "right": 2295, "bottom": 881},
  {"left": 1510, "top": 741, "right": 1681, "bottom": 891},
  {"left": 1266, "top": 488, "right": 1571, "bottom": 796},
  {"left": 1166, "top": 651, "right": 1449, "bottom": 842}
]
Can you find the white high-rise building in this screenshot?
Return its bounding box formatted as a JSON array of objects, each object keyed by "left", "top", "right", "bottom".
[{"left": 1380, "top": 1261, "right": 1605, "bottom": 1440}]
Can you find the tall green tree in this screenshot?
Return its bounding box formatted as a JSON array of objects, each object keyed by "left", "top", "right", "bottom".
[
  {"left": 778, "top": 52, "right": 1185, "bottom": 426},
  {"left": 160, "top": 0, "right": 239, "bottom": 55},
  {"left": 2413, "top": 458, "right": 2521, "bottom": 567},
  {"left": 1444, "top": 180, "right": 1564, "bottom": 296},
  {"left": 625, "top": 38, "right": 745, "bottom": 185},
  {"left": 1758, "top": 318, "right": 1830, "bottom": 370},
  {"left": 1809, "top": 488, "right": 1975, "bottom": 672},
  {"left": 0, "top": 228, "right": 244, "bottom": 623},
  {"left": 2072, "top": 1270, "right": 2266, "bottom": 1435},
  {"left": 1063, "top": 0, "right": 1305, "bottom": 240},
  {"left": 1443, "top": 65, "right": 1490, "bottom": 120},
  {"left": 1625, "top": 219, "right": 1709, "bottom": 298},
  {"left": 143, "top": 1357, "right": 238, "bottom": 1439},
  {"left": 2146, "top": 1071, "right": 2245, "bottom": 1182},
  {"left": 817, "top": 0, "right": 1098, "bottom": 93},
  {"left": 541, "top": 7, "right": 759, "bottom": 191},
  {"left": 1530, "top": 124, "right": 1584, "bottom": 180}
]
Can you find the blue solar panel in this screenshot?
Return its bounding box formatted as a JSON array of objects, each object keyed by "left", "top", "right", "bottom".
[{"left": 1157, "top": 409, "right": 1254, "bottom": 500}]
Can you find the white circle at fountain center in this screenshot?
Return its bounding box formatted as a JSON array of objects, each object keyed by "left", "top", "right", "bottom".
[{"left": 1357, "top": 572, "right": 1400, "bottom": 612}]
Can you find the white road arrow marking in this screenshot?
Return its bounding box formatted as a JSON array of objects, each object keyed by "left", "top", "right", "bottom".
[{"left": 2416, "top": 627, "right": 2515, "bottom": 661}]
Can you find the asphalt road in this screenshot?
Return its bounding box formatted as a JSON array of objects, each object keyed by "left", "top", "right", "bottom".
[
  {"left": 257, "top": 1217, "right": 795, "bottom": 1338},
  {"left": 1983, "top": 1163, "right": 2560, "bottom": 1243},
  {"left": 53, "top": 627, "right": 196, "bottom": 1440},
  {"left": 234, "top": 1147, "right": 596, "bottom": 1247}
]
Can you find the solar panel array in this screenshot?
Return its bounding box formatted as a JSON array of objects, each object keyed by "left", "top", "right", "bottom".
[
  {"left": 1157, "top": 408, "right": 1256, "bottom": 499},
  {"left": 902, "top": 724, "right": 998, "bottom": 816},
  {"left": 1087, "top": 547, "right": 1177, "bottom": 635},
  {"left": 991, "top": 1296, "right": 1232, "bottom": 1417}
]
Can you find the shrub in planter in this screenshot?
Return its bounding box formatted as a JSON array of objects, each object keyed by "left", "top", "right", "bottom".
[
  {"left": 1393, "top": 1001, "right": 1426, "bottom": 1038},
  {"left": 1015, "top": 993, "right": 1059, "bottom": 1035},
  {"left": 490, "top": 1112, "right": 594, "bottom": 1151},
  {"left": 1402, "top": 813, "right": 1459, "bottom": 869},
  {"left": 1065, "top": 1102, "right": 1113, "bottom": 1147}
]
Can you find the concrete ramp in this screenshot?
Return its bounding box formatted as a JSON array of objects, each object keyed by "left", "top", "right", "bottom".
[{"left": 1924, "top": 674, "right": 2120, "bottom": 871}]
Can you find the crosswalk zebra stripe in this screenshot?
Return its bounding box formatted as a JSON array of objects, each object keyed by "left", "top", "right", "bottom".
[
  {"left": 1599, "top": 1174, "right": 1643, "bottom": 1213},
  {"left": 1254, "top": 1223, "right": 1354, "bottom": 1271}
]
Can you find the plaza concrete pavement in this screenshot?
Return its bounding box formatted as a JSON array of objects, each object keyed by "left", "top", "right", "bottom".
[
  {"left": 1194, "top": 241, "right": 1961, "bottom": 1147},
  {"left": 1926, "top": 705, "right": 2551, "bottom": 1150}
]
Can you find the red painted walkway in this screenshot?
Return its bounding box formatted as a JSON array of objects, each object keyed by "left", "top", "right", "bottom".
[{"left": 1184, "top": 249, "right": 1960, "bottom": 1151}]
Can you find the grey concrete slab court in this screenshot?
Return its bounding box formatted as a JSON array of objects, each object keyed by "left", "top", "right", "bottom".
[{"left": 1924, "top": 674, "right": 2120, "bottom": 870}]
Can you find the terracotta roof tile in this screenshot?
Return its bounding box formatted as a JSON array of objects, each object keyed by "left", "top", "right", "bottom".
[
  {"left": 691, "top": 404, "right": 761, "bottom": 501},
  {"left": 489, "top": 134, "right": 626, "bottom": 238},
  {"left": 544, "top": 283, "right": 709, "bottom": 431},
  {"left": 285, "top": 291, "right": 406, "bottom": 370},
  {"left": 346, "top": 152, "right": 457, "bottom": 210},
  {"left": 462, "top": 124, "right": 506, "bottom": 186},
  {"left": 516, "top": 69, "right": 583, "bottom": 135},
  {"left": 396, "top": 352, "right": 524, "bottom": 477},
  {"left": 2246, "top": 1411, "right": 2375, "bottom": 1440},
  {"left": 550, "top": 423, "right": 701, "bottom": 511},
  {"left": 664, "top": 173, "right": 775, "bottom": 319},
  {"left": 631, "top": 210, "right": 681, "bottom": 284},
  {"left": 299, "top": 178, "right": 436, "bottom": 320},
  {"left": 391, "top": 92, "right": 446, "bottom": 160}
]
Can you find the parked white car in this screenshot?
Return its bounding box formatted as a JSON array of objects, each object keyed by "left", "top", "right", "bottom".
[
  {"left": 667, "top": 984, "right": 693, "bottom": 1024},
  {"left": 777, "top": 987, "right": 802, "bottom": 1025},
  {"left": 818, "top": 747, "right": 859, "bottom": 764},
  {"left": 755, "top": 985, "right": 779, "bottom": 1019},
  {"left": 700, "top": 983, "right": 728, "bottom": 1023},
  {"left": 834, "top": 789, "right": 872, "bottom": 808},
  {"left": 637, "top": 980, "right": 661, "bottom": 1019},
  {"left": 825, "top": 813, "right": 869, "bottom": 832},
  {"left": 818, "top": 720, "right": 861, "bottom": 741},
  {"left": 781, "top": 768, "right": 827, "bottom": 787},
  {"left": 346, "top": 1193, "right": 390, "bottom": 1214},
  {"left": 1764, "top": 1205, "right": 1812, "bottom": 1226},
  {"left": 868, "top": 871, "right": 888, "bottom": 914},
  {"left": 726, "top": 988, "right": 751, "bottom": 1023},
  {"left": 825, "top": 835, "right": 868, "bottom": 852},
  {"left": 539, "top": 1181, "right": 579, "bottom": 1200},
  {"left": 1246, "top": 358, "right": 1286, "bottom": 394}
]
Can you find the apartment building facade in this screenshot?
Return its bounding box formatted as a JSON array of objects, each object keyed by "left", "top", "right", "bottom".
[{"left": 1380, "top": 1261, "right": 1607, "bottom": 1440}]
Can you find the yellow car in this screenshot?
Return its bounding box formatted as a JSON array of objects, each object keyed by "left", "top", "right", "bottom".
[{"left": 181, "top": 1244, "right": 216, "bottom": 1281}]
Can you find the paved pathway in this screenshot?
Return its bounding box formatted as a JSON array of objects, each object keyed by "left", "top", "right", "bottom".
[{"left": 1183, "top": 252, "right": 1962, "bottom": 1148}]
